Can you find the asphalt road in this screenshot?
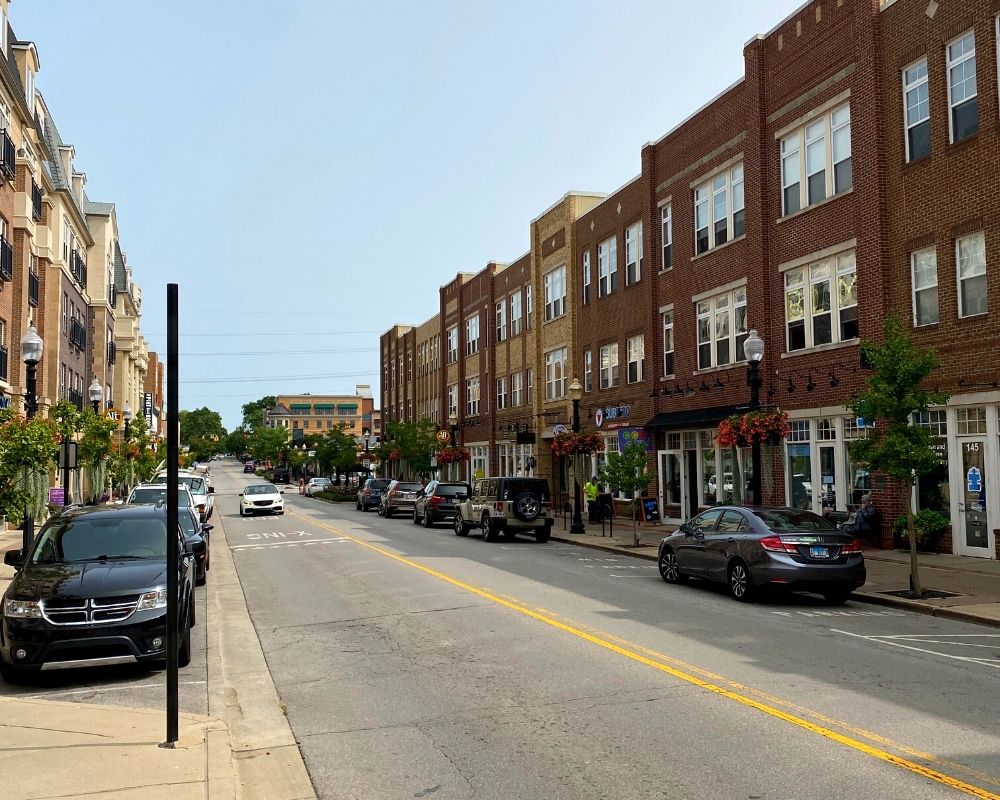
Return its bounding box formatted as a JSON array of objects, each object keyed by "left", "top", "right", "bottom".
[{"left": 218, "top": 463, "right": 1000, "bottom": 800}]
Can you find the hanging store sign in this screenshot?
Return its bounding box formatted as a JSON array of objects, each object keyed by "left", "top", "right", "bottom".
[{"left": 595, "top": 405, "right": 631, "bottom": 428}]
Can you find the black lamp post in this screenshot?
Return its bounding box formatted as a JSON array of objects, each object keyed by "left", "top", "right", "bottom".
[
  {"left": 362, "top": 427, "right": 371, "bottom": 484},
  {"left": 20, "top": 323, "right": 43, "bottom": 556},
  {"left": 448, "top": 412, "right": 459, "bottom": 481},
  {"left": 568, "top": 377, "right": 585, "bottom": 533},
  {"left": 744, "top": 328, "right": 764, "bottom": 507},
  {"left": 123, "top": 401, "right": 134, "bottom": 439},
  {"left": 89, "top": 376, "right": 103, "bottom": 414}
]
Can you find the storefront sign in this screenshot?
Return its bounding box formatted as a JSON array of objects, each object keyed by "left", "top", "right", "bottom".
[
  {"left": 595, "top": 406, "right": 632, "bottom": 428},
  {"left": 48, "top": 487, "right": 64, "bottom": 506},
  {"left": 618, "top": 427, "right": 652, "bottom": 452}
]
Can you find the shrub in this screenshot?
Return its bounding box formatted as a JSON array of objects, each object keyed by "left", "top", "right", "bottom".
[
  {"left": 314, "top": 490, "right": 356, "bottom": 503},
  {"left": 892, "top": 509, "right": 950, "bottom": 547}
]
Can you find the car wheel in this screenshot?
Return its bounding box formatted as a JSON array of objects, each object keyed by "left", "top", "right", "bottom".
[
  {"left": 822, "top": 588, "right": 852, "bottom": 605},
  {"left": 0, "top": 659, "right": 28, "bottom": 684},
  {"left": 513, "top": 492, "right": 542, "bottom": 523},
  {"left": 239, "top": 506, "right": 244, "bottom": 517},
  {"left": 728, "top": 559, "right": 755, "bottom": 602},
  {"left": 454, "top": 512, "right": 470, "bottom": 536},
  {"left": 178, "top": 612, "right": 193, "bottom": 669},
  {"left": 356, "top": 500, "right": 362, "bottom": 510},
  {"left": 534, "top": 528, "right": 550, "bottom": 543},
  {"left": 423, "top": 510, "right": 434, "bottom": 528},
  {"left": 412, "top": 509, "right": 420, "bottom": 525},
  {"left": 196, "top": 565, "right": 206, "bottom": 586},
  {"left": 658, "top": 549, "right": 686, "bottom": 584},
  {"left": 482, "top": 514, "right": 497, "bottom": 542},
  {"left": 385, "top": 508, "right": 394, "bottom": 519}
]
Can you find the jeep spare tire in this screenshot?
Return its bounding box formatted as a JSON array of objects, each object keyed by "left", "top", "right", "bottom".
[{"left": 513, "top": 492, "right": 541, "bottom": 522}]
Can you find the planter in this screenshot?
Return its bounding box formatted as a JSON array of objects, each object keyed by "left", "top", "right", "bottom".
[
  {"left": 551, "top": 432, "right": 605, "bottom": 457},
  {"left": 717, "top": 411, "right": 790, "bottom": 448}
]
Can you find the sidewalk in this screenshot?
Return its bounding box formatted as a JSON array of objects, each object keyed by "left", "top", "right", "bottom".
[{"left": 550, "top": 516, "right": 1000, "bottom": 628}]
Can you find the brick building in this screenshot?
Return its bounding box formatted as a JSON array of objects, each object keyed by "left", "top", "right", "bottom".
[{"left": 266, "top": 386, "right": 376, "bottom": 439}]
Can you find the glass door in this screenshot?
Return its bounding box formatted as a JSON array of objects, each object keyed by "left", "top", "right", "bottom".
[
  {"left": 958, "top": 439, "right": 991, "bottom": 557},
  {"left": 658, "top": 450, "right": 686, "bottom": 523}
]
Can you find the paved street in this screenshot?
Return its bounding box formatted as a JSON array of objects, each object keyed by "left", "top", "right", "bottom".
[{"left": 214, "top": 464, "right": 1000, "bottom": 800}]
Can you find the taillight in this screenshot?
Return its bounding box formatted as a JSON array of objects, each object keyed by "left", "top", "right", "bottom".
[
  {"left": 495, "top": 502, "right": 505, "bottom": 512},
  {"left": 363, "top": 489, "right": 370, "bottom": 496},
  {"left": 759, "top": 535, "right": 800, "bottom": 555},
  {"left": 430, "top": 495, "right": 443, "bottom": 506},
  {"left": 841, "top": 538, "right": 863, "bottom": 554}
]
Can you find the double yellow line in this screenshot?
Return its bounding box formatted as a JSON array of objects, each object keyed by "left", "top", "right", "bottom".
[{"left": 291, "top": 511, "right": 999, "bottom": 799}]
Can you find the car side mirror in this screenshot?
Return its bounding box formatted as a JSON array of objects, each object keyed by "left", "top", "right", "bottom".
[
  {"left": 188, "top": 538, "right": 207, "bottom": 557},
  {"left": 4, "top": 549, "right": 24, "bottom": 568},
  {"left": 280, "top": 490, "right": 285, "bottom": 494},
  {"left": 208, "top": 487, "right": 215, "bottom": 494},
  {"left": 201, "top": 523, "right": 214, "bottom": 533},
  {"left": 238, "top": 492, "right": 243, "bottom": 497}
]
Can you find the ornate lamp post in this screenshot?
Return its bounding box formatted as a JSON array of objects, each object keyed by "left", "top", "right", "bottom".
[
  {"left": 568, "top": 377, "right": 585, "bottom": 534},
  {"left": 448, "top": 411, "right": 459, "bottom": 480},
  {"left": 19, "top": 324, "right": 43, "bottom": 554},
  {"left": 89, "top": 376, "right": 103, "bottom": 414},
  {"left": 744, "top": 329, "right": 764, "bottom": 507}
]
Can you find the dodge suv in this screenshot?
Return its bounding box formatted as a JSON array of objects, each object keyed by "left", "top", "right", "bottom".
[
  {"left": 0, "top": 505, "right": 201, "bottom": 681},
  {"left": 453, "top": 477, "right": 554, "bottom": 543}
]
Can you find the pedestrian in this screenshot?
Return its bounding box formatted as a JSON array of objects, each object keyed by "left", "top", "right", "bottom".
[
  {"left": 298, "top": 477, "right": 305, "bottom": 496},
  {"left": 584, "top": 476, "right": 599, "bottom": 523},
  {"left": 856, "top": 494, "right": 879, "bottom": 538}
]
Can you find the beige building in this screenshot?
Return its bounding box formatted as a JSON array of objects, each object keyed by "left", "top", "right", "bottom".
[
  {"left": 111, "top": 252, "right": 147, "bottom": 421},
  {"left": 266, "top": 385, "right": 376, "bottom": 438}
]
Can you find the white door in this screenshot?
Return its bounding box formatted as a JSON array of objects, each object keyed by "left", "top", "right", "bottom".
[
  {"left": 658, "top": 450, "right": 687, "bottom": 523},
  {"left": 957, "top": 439, "right": 992, "bottom": 557}
]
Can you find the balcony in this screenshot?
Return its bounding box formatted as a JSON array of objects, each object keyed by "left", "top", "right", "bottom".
[
  {"left": 0, "top": 345, "right": 7, "bottom": 381},
  {"left": 0, "top": 131, "right": 14, "bottom": 181},
  {"left": 0, "top": 237, "right": 11, "bottom": 281},
  {"left": 107, "top": 340, "right": 117, "bottom": 366},
  {"left": 31, "top": 179, "right": 42, "bottom": 222},
  {"left": 28, "top": 269, "right": 38, "bottom": 307},
  {"left": 70, "top": 250, "right": 87, "bottom": 287},
  {"left": 109, "top": 282, "right": 117, "bottom": 308},
  {"left": 69, "top": 318, "right": 87, "bottom": 351},
  {"left": 68, "top": 388, "right": 84, "bottom": 412}
]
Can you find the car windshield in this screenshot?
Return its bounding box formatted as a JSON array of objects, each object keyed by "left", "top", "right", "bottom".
[
  {"left": 435, "top": 484, "right": 469, "bottom": 498},
  {"left": 500, "top": 480, "right": 549, "bottom": 500},
  {"left": 395, "top": 482, "right": 423, "bottom": 492},
  {"left": 245, "top": 484, "right": 278, "bottom": 496},
  {"left": 368, "top": 479, "right": 391, "bottom": 490},
  {"left": 753, "top": 509, "right": 837, "bottom": 531},
  {"left": 152, "top": 475, "right": 205, "bottom": 493},
  {"left": 129, "top": 487, "right": 190, "bottom": 505},
  {"left": 178, "top": 511, "right": 200, "bottom": 536},
  {"left": 31, "top": 516, "right": 169, "bottom": 564},
  {"left": 312, "top": 478, "right": 331, "bottom": 485}
]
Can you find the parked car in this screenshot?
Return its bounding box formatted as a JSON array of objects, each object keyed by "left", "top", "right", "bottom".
[
  {"left": 657, "top": 505, "right": 866, "bottom": 604},
  {"left": 152, "top": 470, "right": 214, "bottom": 521},
  {"left": 378, "top": 480, "right": 424, "bottom": 518},
  {"left": 0, "top": 505, "right": 201, "bottom": 680},
  {"left": 127, "top": 484, "right": 199, "bottom": 520},
  {"left": 412, "top": 481, "right": 471, "bottom": 528},
  {"left": 243, "top": 460, "right": 256, "bottom": 474},
  {"left": 238, "top": 483, "right": 285, "bottom": 516},
  {"left": 305, "top": 477, "right": 333, "bottom": 497},
  {"left": 178, "top": 506, "right": 212, "bottom": 585},
  {"left": 357, "top": 478, "right": 391, "bottom": 512},
  {"left": 453, "top": 477, "right": 554, "bottom": 543},
  {"left": 271, "top": 466, "right": 291, "bottom": 484}
]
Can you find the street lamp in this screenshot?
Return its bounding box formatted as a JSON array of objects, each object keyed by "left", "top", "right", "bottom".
[
  {"left": 123, "top": 401, "right": 133, "bottom": 439},
  {"left": 89, "top": 376, "right": 103, "bottom": 414},
  {"left": 19, "top": 324, "right": 43, "bottom": 555},
  {"left": 568, "top": 377, "right": 585, "bottom": 534},
  {"left": 744, "top": 329, "right": 764, "bottom": 507},
  {"left": 448, "top": 411, "right": 459, "bottom": 480}
]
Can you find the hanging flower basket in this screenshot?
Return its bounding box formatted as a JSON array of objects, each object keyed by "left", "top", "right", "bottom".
[
  {"left": 551, "top": 431, "right": 605, "bottom": 457},
  {"left": 716, "top": 410, "right": 790, "bottom": 448},
  {"left": 436, "top": 446, "right": 470, "bottom": 464}
]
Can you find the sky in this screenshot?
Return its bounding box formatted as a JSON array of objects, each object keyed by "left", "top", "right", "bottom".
[{"left": 12, "top": 0, "right": 797, "bottom": 431}]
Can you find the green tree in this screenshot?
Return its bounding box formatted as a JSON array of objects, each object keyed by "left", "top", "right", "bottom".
[
  {"left": 247, "top": 425, "right": 290, "bottom": 465},
  {"left": 179, "top": 407, "right": 226, "bottom": 461},
  {"left": 848, "top": 317, "right": 949, "bottom": 598},
  {"left": 77, "top": 410, "right": 118, "bottom": 503},
  {"left": 598, "top": 441, "right": 653, "bottom": 548},
  {"left": 242, "top": 396, "right": 277, "bottom": 430},
  {"left": 315, "top": 425, "right": 358, "bottom": 484},
  {"left": 0, "top": 409, "right": 60, "bottom": 521},
  {"left": 382, "top": 419, "right": 438, "bottom": 479}
]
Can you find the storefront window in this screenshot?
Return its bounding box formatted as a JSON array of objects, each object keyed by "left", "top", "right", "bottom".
[
  {"left": 786, "top": 420, "right": 811, "bottom": 510},
  {"left": 914, "top": 410, "right": 949, "bottom": 514},
  {"left": 470, "top": 445, "right": 489, "bottom": 482},
  {"left": 702, "top": 447, "right": 717, "bottom": 506},
  {"left": 720, "top": 448, "right": 737, "bottom": 503}
]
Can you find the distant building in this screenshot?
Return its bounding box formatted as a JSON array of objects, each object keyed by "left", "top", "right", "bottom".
[{"left": 265, "top": 384, "right": 377, "bottom": 439}]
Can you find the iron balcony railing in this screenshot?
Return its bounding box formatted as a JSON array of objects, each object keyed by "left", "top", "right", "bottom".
[
  {"left": 0, "top": 345, "right": 8, "bottom": 381},
  {"left": 70, "top": 318, "right": 87, "bottom": 351},
  {"left": 107, "top": 340, "right": 117, "bottom": 366},
  {"left": 0, "top": 130, "right": 14, "bottom": 180},
  {"left": 71, "top": 250, "right": 87, "bottom": 287},
  {"left": 68, "top": 389, "right": 84, "bottom": 412},
  {"left": 31, "top": 179, "right": 42, "bottom": 221},
  {"left": 28, "top": 269, "right": 39, "bottom": 307},
  {"left": 0, "top": 237, "right": 12, "bottom": 281}
]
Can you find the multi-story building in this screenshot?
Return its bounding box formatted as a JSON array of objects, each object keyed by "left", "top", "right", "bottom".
[
  {"left": 84, "top": 205, "right": 120, "bottom": 410},
  {"left": 266, "top": 385, "right": 376, "bottom": 438},
  {"left": 112, "top": 252, "right": 147, "bottom": 418},
  {"left": 143, "top": 350, "right": 164, "bottom": 439}
]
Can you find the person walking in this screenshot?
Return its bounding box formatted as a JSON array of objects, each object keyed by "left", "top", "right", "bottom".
[{"left": 584, "top": 476, "right": 600, "bottom": 523}]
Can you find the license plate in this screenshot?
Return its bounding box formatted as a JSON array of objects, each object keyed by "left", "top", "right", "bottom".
[{"left": 809, "top": 546, "right": 829, "bottom": 558}]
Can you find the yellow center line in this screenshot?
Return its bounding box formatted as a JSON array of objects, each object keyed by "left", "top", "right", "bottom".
[{"left": 290, "top": 511, "right": 1000, "bottom": 800}]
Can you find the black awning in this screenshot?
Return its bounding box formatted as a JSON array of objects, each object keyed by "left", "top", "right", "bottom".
[{"left": 645, "top": 404, "right": 742, "bottom": 430}]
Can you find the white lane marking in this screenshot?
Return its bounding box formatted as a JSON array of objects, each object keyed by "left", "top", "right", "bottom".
[
  {"left": 20, "top": 680, "right": 207, "bottom": 699},
  {"left": 231, "top": 538, "right": 347, "bottom": 552},
  {"left": 773, "top": 609, "right": 905, "bottom": 618},
  {"left": 832, "top": 629, "right": 1000, "bottom": 669}
]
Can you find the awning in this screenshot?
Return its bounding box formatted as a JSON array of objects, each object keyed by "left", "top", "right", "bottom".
[{"left": 645, "top": 404, "right": 742, "bottom": 431}]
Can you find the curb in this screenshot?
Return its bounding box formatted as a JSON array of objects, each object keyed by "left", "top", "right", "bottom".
[{"left": 551, "top": 534, "right": 1000, "bottom": 629}]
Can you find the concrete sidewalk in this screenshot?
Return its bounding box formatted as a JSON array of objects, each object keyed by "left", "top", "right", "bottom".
[{"left": 550, "top": 516, "right": 1000, "bottom": 628}]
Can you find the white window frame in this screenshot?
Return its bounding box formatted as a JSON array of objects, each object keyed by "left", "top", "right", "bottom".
[
  {"left": 625, "top": 221, "right": 642, "bottom": 285},
  {"left": 597, "top": 236, "right": 617, "bottom": 297},
  {"left": 662, "top": 310, "right": 674, "bottom": 377},
  {"left": 660, "top": 203, "right": 672, "bottom": 270},
  {"left": 956, "top": 232, "right": 987, "bottom": 319},
  {"left": 946, "top": 30, "right": 977, "bottom": 144},
  {"left": 525, "top": 285, "right": 533, "bottom": 329},
  {"left": 495, "top": 300, "right": 507, "bottom": 343},
  {"left": 447, "top": 383, "right": 458, "bottom": 418},
  {"left": 545, "top": 348, "right": 568, "bottom": 401},
  {"left": 466, "top": 376, "right": 480, "bottom": 416},
  {"left": 543, "top": 265, "right": 566, "bottom": 321},
  {"left": 902, "top": 58, "right": 930, "bottom": 162},
  {"left": 465, "top": 315, "right": 479, "bottom": 356},
  {"left": 510, "top": 290, "right": 523, "bottom": 336},
  {"left": 780, "top": 105, "right": 852, "bottom": 216},
  {"left": 599, "top": 342, "right": 619, "bottom": 389},
  {"left": 526, "top": 368, "right": 534, "bottom": 404},
  {"left": 910, "top": 247, "right": 939, "bottom": 327},
  {"left": 446, "top": 326, "right": 458, "bottom": 364},
  {"left": 584, "top": 350, "right": 593, "bottom": 392},
  {"left": 784, "top": 250, "right": 858, "bottom": 352},
  {"left": 496, "top": 376, "right": 507, "bottom": 410},
  {"left": 694, "top": 163, "right": 744, "bottom": 254},
  {"left": 582, "top": 250, "right": 591, "bottom": 304},
  {"left": 696, "top": 288, "right": 748, "bottom": 370},
  {"left": 627, "top": 334, "right": 644, "bottom": 384},
  {"left": 511, "top": 372, "right": 523, "bottom": 406}
]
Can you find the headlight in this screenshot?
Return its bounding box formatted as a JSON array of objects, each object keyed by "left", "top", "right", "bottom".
[
  {"left": 137, "top": 587, "right": 168, "bottom": 610},
  {"left": 243, "top": 497, "right": 253, "bottom": 505},
  {"left": 4, "top": 599, "right": 42, "bottom": 618}
]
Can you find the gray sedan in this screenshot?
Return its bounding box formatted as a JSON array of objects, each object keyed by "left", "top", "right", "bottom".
[{"left": 657, "top": 506, "right": 866, "bottom": 604}]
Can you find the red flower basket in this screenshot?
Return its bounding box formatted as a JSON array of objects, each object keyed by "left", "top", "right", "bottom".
[
  {"left": 437, "top": 446, "right": 470, "bottom": 464},
  {"left": 716, "top": 411, "right": 789, "bottom": 448},
  {"left": 551, "top": 432, "right": 605, "bottom": 457}
]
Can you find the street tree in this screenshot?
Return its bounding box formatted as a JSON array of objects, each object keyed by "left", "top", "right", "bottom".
[
  {"left": 382, "top": 419, "right": 438, "bottom": 478},
  {"left": 315, "top": 425, "right": 358, "bottom": 484},
  {"left": 179, "top": 407, "right": 226, "bottom": 461},
  {"left": 0, "top": 409, "right": 60, "bottom": 521},
  {"left": 247, "top": 425, "right": 289, "bottom": 465},
  {"left": 242, "top": 396, "right": 277, "bottom": 430},
  {"left": 597, "top": 440, "right": 653, "bottom": 548},
  {"left": 848, "top": 316, "right": 949, "bottom": 598}
]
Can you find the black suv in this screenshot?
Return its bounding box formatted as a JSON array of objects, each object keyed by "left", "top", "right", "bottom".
[
  {"left": 0, "top": 505, "right": 201, "bottom": 681},
  {"left": 453, "top": 477, "right": 554, "bottom": 542},
  {"left": 412, "top": 481, "right": 471, "bottom": 528}
]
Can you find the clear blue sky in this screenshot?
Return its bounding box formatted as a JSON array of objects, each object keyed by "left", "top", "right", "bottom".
[{"left": 13, "top": 0, "right": 796, "bottom": 430}]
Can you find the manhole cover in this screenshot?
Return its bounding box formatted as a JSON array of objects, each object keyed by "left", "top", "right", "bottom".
[{"left": 879, "top": 588, "right": 963, "bottom": 600}]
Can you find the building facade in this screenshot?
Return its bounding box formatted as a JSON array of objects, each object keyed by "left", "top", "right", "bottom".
[{"left": 266, "top": 385, "right": 376, "bottom": 438}]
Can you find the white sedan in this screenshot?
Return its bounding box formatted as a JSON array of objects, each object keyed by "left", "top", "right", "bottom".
[
  {"left": 239, "top": 483, "right": 285, "bottom": 516},
  {"left": 305, "top": 477, "right": 333, "bottom": 497}
]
